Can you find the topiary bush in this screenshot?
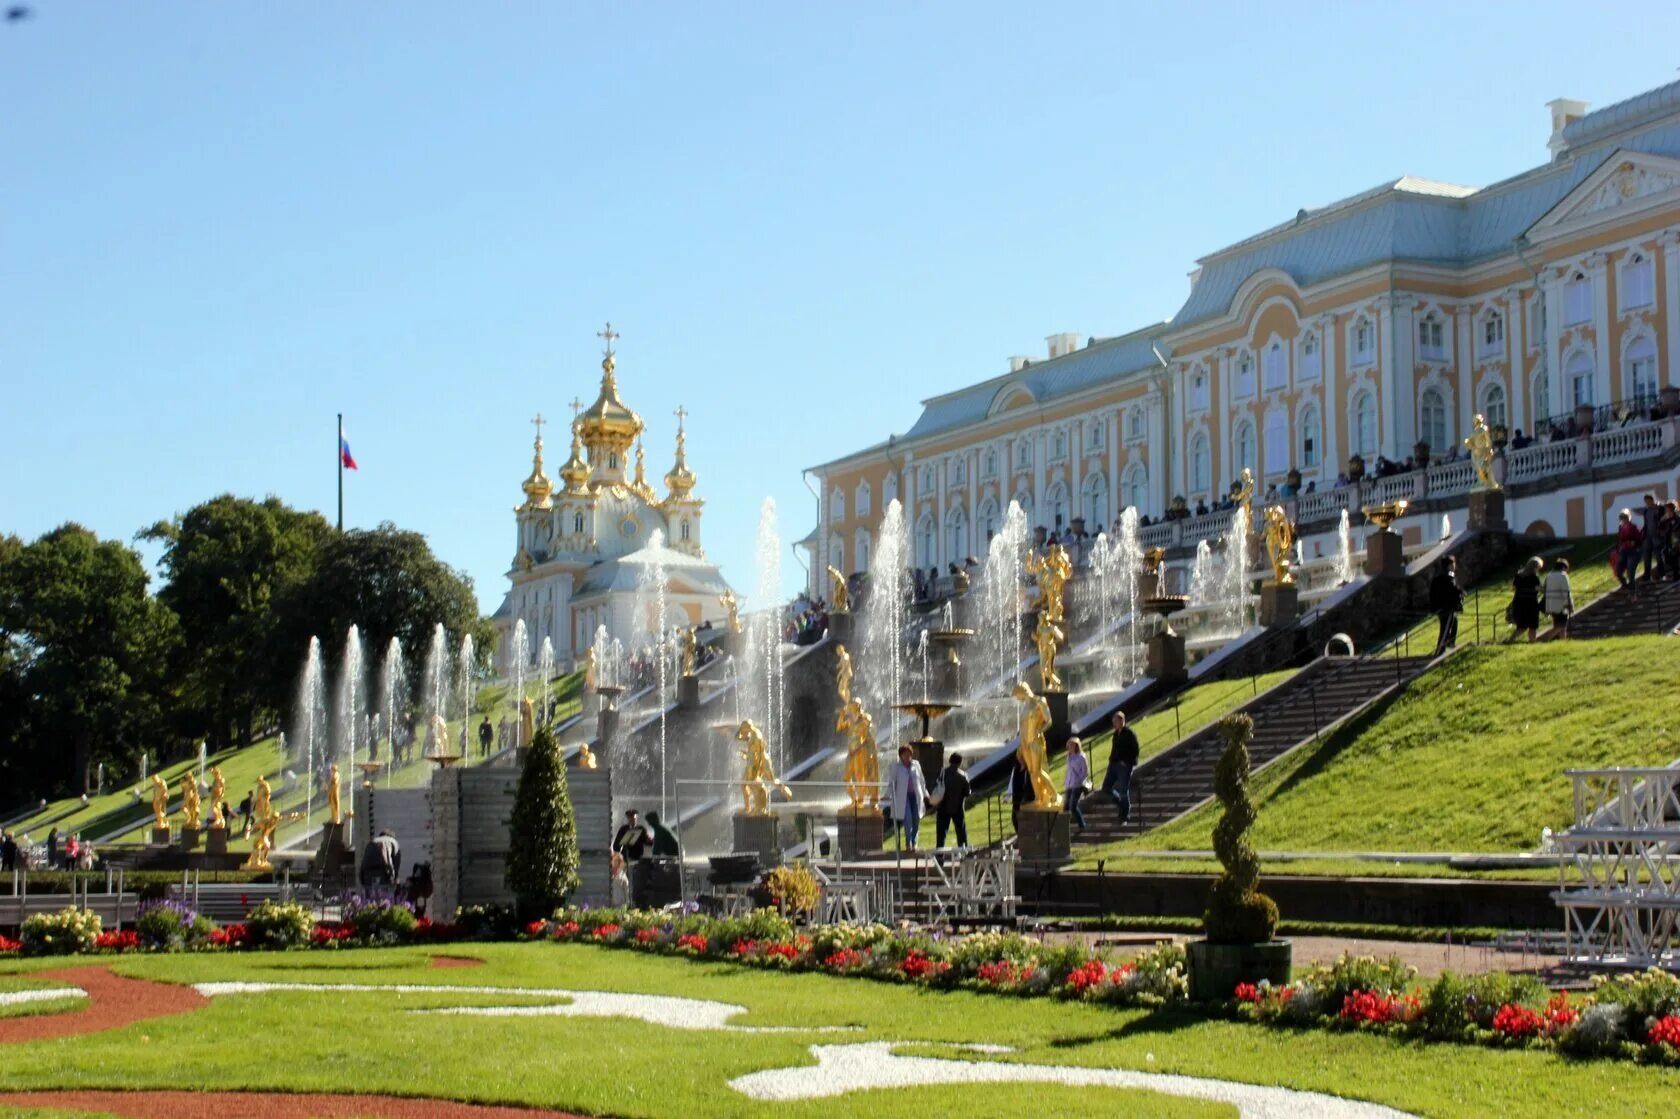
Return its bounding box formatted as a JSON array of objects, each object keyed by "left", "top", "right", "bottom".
[
  {"left": 505, "top": 726, "right": 579, "bottom": 921},
  {"left": 1203, "top": 714, "right": 1279, "bottom": 944},
  {"left": 244, "top": 899, "right": 314, "bottom": 949},
  {"left": 20, "top": 906, "right": 101, "bottom": 956}
]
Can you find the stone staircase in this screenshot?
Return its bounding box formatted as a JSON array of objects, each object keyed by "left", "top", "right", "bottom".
[
  {"left": 1561, "top": 579, "right": 1680, "bottom": 639},
  {"left": 1074, "top": 655, "right": 1436, "bottom": 846}
]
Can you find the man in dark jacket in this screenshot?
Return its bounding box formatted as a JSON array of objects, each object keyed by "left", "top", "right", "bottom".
[
  {"left": 1102, "top": 711, "right": 1140, "bottom": 823},
  {"left": 1429, "top": 557, "right": 1464, "bottom": 654},
  {"left": 359, "top": 830, "right": 401, "bottom": 893},
  {"left": 935, "top": 753, "right": 971, "bottom": 849},
  {"left": 613, "top": 809, "right": 651, "bottom": 862},
  {"left": 646, "top": 811, "right": 681, "bottom": 858}
]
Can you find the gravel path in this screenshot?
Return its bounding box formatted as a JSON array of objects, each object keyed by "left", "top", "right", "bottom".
[{"left": 0, "top": 966, "right": 207, "bottom": 1045}]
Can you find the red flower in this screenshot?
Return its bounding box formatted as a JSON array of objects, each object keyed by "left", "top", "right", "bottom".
[
  {"left": 94, "top": 930, "right": 139, "bottom": 952},
  {"left": 0, "top": 934, "right": 22, "bottom": 954},
  {"left": 634, "top": 928, "right": 660, "bottom": 944},
  {"left": 525, "top": 920, "right": 549, "bottom": 938},
  {"left": 553, "top": 920, "right": 581, "bottom": 940},
  {"left": 209, "top": 923, "right": 248, "bottom": 948},
  {"left": 1542, "top": 993, "right": 1578, "bottom": 1035},
  {"left": 730, "top": 938, "right": 758, "bottom": 957},
  {"left": 823, "top": 947, "right": 864, "bottom": 970},
  {"left": 1066, "top": 959, "right": 1108, "bottom": 994},
  {"left": 764, "top": 941, "right": 798, "bottom": 961},
  {"left": 590, "top": 923, "right": 621, "bottom": 940},
  {"left": 413, "top": 919, "right": 461, "bottom": 943},
  {"left": 1339, "top": 990, "right": 1420, "bottom": 1025},
  {"left": 1233, "top": 982, "right": 1261, "bottom": 1003},
  {"left": 311, "top": 924, "right": 353, "bottom": 946},
  {"left": 676, "top": 933, "right": 709, "bottom": 954},
  {"left": 976, "top": 960, "right": 1034, "bottom": 987},
  {"left": 1647, "top": 1014, "right": 1680, "bottom": 1048},
  {"left": 1491, "top": 1003, "right": 1544, "bottom": 1039},
  {"left": 900, "top": 951, "right": 944, "bottom": 980}
]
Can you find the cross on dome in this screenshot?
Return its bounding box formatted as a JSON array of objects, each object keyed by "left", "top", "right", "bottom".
[{"left": 597, "top": 322, "right": 619, "bottom": 357}]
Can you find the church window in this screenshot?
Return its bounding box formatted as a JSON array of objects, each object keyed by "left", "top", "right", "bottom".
[
  {"left": 680, "top": 519, "right": 692, "bottom": 541},
  {"left": 609, "top": 452, "right": 619, "bottom": 470},
  {"left": 1621, "top": 253, "right": 1655, "bottom": 310},
  {"left": 1417, "top": 314, "right": 1445, "bottom": 360},
  {"left": 573, "top": 512, "right": 585, "bottom": 535},
  {"left": 1564, "top": 271, "right": 1592, "bottom": 325},
  {"left": 1263, "top": 342, "right": 1286, "bottom": 390}
]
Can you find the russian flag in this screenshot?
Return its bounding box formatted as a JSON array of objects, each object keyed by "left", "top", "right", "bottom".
[{"left": 340, "top": 424, "right": 359, "bottom": 471}]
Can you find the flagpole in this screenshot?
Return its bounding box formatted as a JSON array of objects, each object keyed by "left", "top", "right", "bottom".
[{"left": 337, "top": 412, "right": 344, "bottom": 532}]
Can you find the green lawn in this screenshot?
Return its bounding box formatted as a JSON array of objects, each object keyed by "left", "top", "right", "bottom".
[
  {"left": 1, "top": 943, "right": 1676, "bottom": 1117},
  {"left": 964, "top": 669, "right": 1296, "bottom": 844},
  {"left": 1081, "top": 636, "right": 1679, "bottom": 865}
]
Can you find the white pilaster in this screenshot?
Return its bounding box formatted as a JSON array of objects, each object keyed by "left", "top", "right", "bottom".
[
  {"left": 1544, "top": 274, "right": 1565, "bottom": 423},
  {"left": 1383, "top": 294, "right": 1417, "bottom": 456},
  {"left": 1033, "top": 428, "right": 1046, "bottom": 530},
  {"left": 1590, "top": 252, "right": 1613, "bottom": 406},
  {"left": 1107, "top": 409, "right": 1122, "bottom": 523},
  {"left": 966, "top": 447, "right": 978, "bottom": 559},
  {"left": 935, "top": 458, "right": 947, "bottom": 571},
  {"left": 1664, "top": 232, "right": 1680, "bottom": 389}
]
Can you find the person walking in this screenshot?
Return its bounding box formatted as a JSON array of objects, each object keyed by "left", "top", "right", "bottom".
[
  {"left": 885, "top": 745, "right": 931, "bottom": 850},
  {"left": 1063, "top": 738, "right": 1091, "bottom": 833},
  {"left": 477, "top": 716, "right": 493, "bottom": 757},
  {"left": 0, "top": 831, "right": 15, "bottom": 872},
  {"left": 1615, "top": 509, "right": 1643, "bottom": 591},
  {"left": 1428, "top": 556, "right": 1464, "bottom": 654},
  {"left": 1101, "top": 711, "right": 1140, "bottom": 824},
  {"left": 1640, "top": 493, "right": 1662, "bottom": 582},
  {"left": 935, "top": 753, "right": 971, "bottom": 849},
  {"left": 45, "top": 828, "right": 58, "bottom": 869},
  {"left": 1508, "top": 556, "right": 1543, "bottom": 643},
  {"left": 1544, "top": 557, "right": 1575, "bottom": 638}
]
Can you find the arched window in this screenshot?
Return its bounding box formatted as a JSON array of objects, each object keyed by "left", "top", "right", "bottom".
[
  {"left": 1419, "top": 388, "right": 1448, "bottom": 455},
  {"left": 1263, "top": 341, "right": 1287, "bottom": 390},
  {"left": 1127, "top": 406, "right": 1146, "bottom": 441},
  {"left": 915, "top": 513, "right": 936, "bottom": 568},
  {"left": 1082, "top": 474, "right": 1110, "bottom": 528},
  {"left": 952, "top": 457, "right": 968, "bottom": 486},
  {"left": 829, "top": 540, "right": 844, "bottom": 574},
  {"left": 1299, "top": 403, "right": 1321, "bottom": 468},
  {"left": 977, "top": 498, "right": 999, "bottom": 544},
  {"left": 854, "top": 530, "right": 870, "bottom": 574},
  {"left": 884, "top": 472, "right": 898, "bottom": 503},
  {"left": 1189, "top": 433, "right": 1211, "bottom": 493},
  {"left": 1480, "top": 310, "right": 1505, "bottom": 356},
  {"left": 922, "top": 466, "right": 935, "bottom": 492},
  {"left": 1190, "top": 369, "right": 1210, "bottom": 411},
  {"left": 1352, "top": 391, "right": 1377, "bottom": 457},
  {"left": 945, "top": 507, "right": 968, "bottom": 561},
  {"left": 984, "top": 449, "right": 997, "bottom": 478},
  {"left": 573, "top": 512, "right": 585, "bottom": 535},
  {"left": 855, "top": 480, "right": 872, "bottom": 518},
  {"left": 609, "top": 452, "right": 619, "bottom": 470},
  {"left": 1013, "top": 490, "right": 1034, "bottom": 525},
  {"left": 1233, "top": 419, "right": 1257, "bottom": 478},
  {"left": 1565, "top": 350, "right": 1595, "bottom": 407},
  {"left": 1417, "top": 313, "right": 1445, "bottom": 360},
  {"left": 680, "top": 519, "right": 691, "bottom": 542},
  {"left": 829, "top": 487, "right": 845, "bottom": 522},
  {"left": 1263, "top": 410, "right": 1288, "bottom": 474},
  {"left": 1480, "top": 381, "right": 1508, "bottom": 434},
  {"left": 1123, "top": 463, "right": 1148, "bottom": 513},
  {"left": 1045, "top": 483, "right": 1069, "bottom": 530},
  {"left": 1087, "top": 422, "right": 1104, "bottom": 451},
  {"left": 1625, "top": 336, "right": 1658, "bottom": 402},
  {"left": 1015, "top": 441, "right": 1032, "bottom": 469},
  {"left": 1235, "top": 353, "right": 1255, "bottom": 396},
  {"left": 1564, "top": 270, "right": 1592, "bottom": 325},
  {"left": 1352, "top": 317, "right": 1374, "bottom": 364},
  {"left": 1531, "top": 369, "right": 1551, "bottom": 425},
  {"left": 1300, "top": 332, "right": 1320, "bottom": 380},
  {"left": 1053, "top": 431, "right": 1067, "bottom": 459},
  {"left": 1622, "top": 252, "right": 1655, "bottom": 310}
]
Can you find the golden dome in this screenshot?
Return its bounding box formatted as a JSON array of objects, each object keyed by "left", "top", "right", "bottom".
[
  {"left": 558, "top": 419, "right": 591, "bottom": 494},
  {"left": 578, "top": 351, "right": 644, "bottom": 452},
  {"left": 519, "top": 430, "right": 553, "bottom": 510},
  {"left": 663, "top": 411, "right": 698, "bottom": 502}
]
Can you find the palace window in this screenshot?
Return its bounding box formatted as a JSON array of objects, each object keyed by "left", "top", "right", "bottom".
[
  {"left": 1300, "top": 332, "right": 1320, "bottom": 380},
  {"left": 855, "top": 480, "right": 872, "bottom": 518},
  {"left": 1564, "top": 271, "right": 1592, "bottom": 326},
  {"left": 1123, "top": 463, "right": 1148, "bottom": 513},
  {"left": 1016, "top": 441, "right": 1032, "bottom": 469},
  {"left": 1047, "top": 483, "right": 1068, "bottom": 530},
  {"left": 1626, "top": 336, "right": 1659, "bottom": 401},
  {"left": 884, "top": 472, "right": 898, "bottom": 503},
  {"left": 951, "top": 457, "right": 967, "bottom": 486},
  {"left": 1191, "top": 369, "right": 1210, "bottom": 411},
  {"left": 1083, "top": 474, "right": 1110, "bottom": 528},
  {"left": 922, "top": 466, "right": 935, "bottom": 492},
  {"left": 1418, "top": 314, "right": 1445, "bottom": 361},
  {"left": 1299, "top": 403, "right": 1321, "bottom": 468},
  {"left": 1263, "top": 410, "right": 1287, "bottom": 474},
  {"left": 1481, "top": 311, "right": 1504, "bottom": 356},
  {"left": 1233, "top": 419, "right": 1257, "bottom": 478},
  {"left": 1531, "top": 369, "right": 1551, "bottom": 425},
  {"left": 1352, "top": 318, "right": 1374, "bottom": 365},
  {"left": 1480, "top": 381, "right": 1508, "bottom": 434},
  {"left": 983, "top": 449, "right": 998, "bottom": 478},
  {"left": 829, "top": 487, "right": 845, "bottom": 522},
  {"left": 1419, "top": 388, "right": 1448, "bottom": 456},
  {"left": 1087, "top": 422, "right": 1104, "bottom": 451},
  {"left": 1189, "top": 434, "right": 1210, "bottom": 493},
  {"left": 945, "top": 508, "right": 967, "bottom": 560},
  {"left": 915, "top": 514, "right": 936, "bottom": 568},
  {"left": 1622, "top": 252, "right": 1655, "bottom": 310},
  {"left": 1235, "top": 354, "right": 1256, "bottom": 397},
  {"left": 978, "top": 499, "right": 999, "bottom": 543},
  {"left": 855, "top": 530, "right": 870, "bottom": 574},
  {"left": 1126, "top": 406, "right": 1145, "bottom": 442},
  {"left": 1263, "top": 342, "right": 1287, "bottom": 390},
  {"left": 1528, "top": 294, "right": 1548, "bottom": 349},
  {"left": 1352, "top": 391, "right": 1377, "bottom": 457},
  {"left": 1565, "top": 350, "right": 1595, "bottom": 407},
  {"left": 1052, "top": 431, "right": 1067, "bottom": 460}
]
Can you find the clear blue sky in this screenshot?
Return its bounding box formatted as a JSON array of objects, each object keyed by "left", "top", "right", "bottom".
[{"left": 5, "top": 2, "right": 1677, "bottom": 613}]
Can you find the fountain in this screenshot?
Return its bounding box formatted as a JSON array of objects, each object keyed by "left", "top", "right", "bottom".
[
  {"left": 537, "top": 636, "right": 555, "bottom": 725},
  {"left": 1142, "top": 591, "right": 1192, "bottom": 684},
  {"left": 1361, "top": 498, "right": 1410, "bottom": 579},
  {"left": 1334, "top": 509, "right": 1356, "bottom": 587},
  {"left": 740, "top": 498, "right": 786, "bottom": 773},
  {"left": 457, "top": 632, "right": 476, "bottom": 761},
  {"left": 1441, "top": 513, "right": 1453, "bottom": 541},
  {"left": 379, "top": 636, "right": 407, "bottom": 779},
  {"left": 421, "top": 623, "right": 452, "bottom": 759},
  {"left": 631, "top": 527, "right": 672, "bottom": 816},
  {"left": 335, "top": 625, "right": 365, "bottom": 846},
  {"left": 293, "top": 636, "right": 328, "bottom": 842},
  {"left": 858, "top": 498, "right": 910, "bottom": 756},
  {"left": 510, "top": 619, "right": 529, "bottom": 712}
]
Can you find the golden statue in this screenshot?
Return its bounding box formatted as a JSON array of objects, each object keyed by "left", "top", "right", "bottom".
[
  {"left": 1025, "top": 543, "right": 1072, "bottom": 624},
  {"left": 327, "top": 762, "right": 343, "bottom": 826},
  {"left": 1465, "top": 413, "right": 1500, "bottom": 492},
  {"left": 1262, "top": 505, "right": 1296, "bottom": 586},
  {"left": 519, "top": 696, "right": 535, "bottom": 747},
  {"left": 681, "top": 626, "right": 698, "bottom": 676},
  {"left": 735, "top": 719, "right": 791, "bottom": 816},
  {"left": 1011, "top": 682, "right": 1062, "bottom": 812},
  {"left": 179, "top": 771, "right": 202, "bottom": 830},
  {"left": 243, "top": 775, "right": 275, "bottom": 870},
  {"left": 836, "top": 698, "right": 881, "bottom": 814},
  {"left": 1034, "top": 616, "right": 1065, "bottom": 693},
  {"left": 835, "top": 643, "right": 853, "bottom": 704},
  {"left": 720, "top": 589, "right": 744, "bottom": 635},
  {"left": 207, "top": 766, "right": 227, "bottom": 830},
  {"left": 584, "top": 646, "right": 597, "bottom": 689},
  {"left": 576, "top": 743, "right": 598, "bottom": 769},
  {"left": 1231, "top": 467, "right": 1256, "bottom": 526},
  {"left": 149, "top": 774, "right": 170, "bottom": 833},
  {"left": 1142, "top": 547, "right": 1166, "bottom": 576},
  {"left": 430, "top": 713, "right": 450, "bottom": 758},
  {"left": 827, "top": 566, "right": 850, "bottom": 613}
]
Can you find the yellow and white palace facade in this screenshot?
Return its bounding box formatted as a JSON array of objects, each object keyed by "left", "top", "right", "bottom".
[{"left": 805, "top": 82, "right": 1680, "bottom": 591}]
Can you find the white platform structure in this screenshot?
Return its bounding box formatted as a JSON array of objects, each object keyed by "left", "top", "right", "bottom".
[{"left": 1553, "top": 766, "right": 1680, "bottom": 969}]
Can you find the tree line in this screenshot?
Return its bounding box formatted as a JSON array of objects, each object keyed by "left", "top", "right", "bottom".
[{"left": 0, "top": 495, "right": 492, "bottom": 804}]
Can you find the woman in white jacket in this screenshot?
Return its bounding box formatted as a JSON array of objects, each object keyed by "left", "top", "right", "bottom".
[
  {"left": 885, "top": 745, "right": 931, "bottom": 850},
  {"left": 1543, "top": 557, "right": 1575, "bottom": 638},
  {"left": 1063, "top": 738, "right": 1091, "bottom": 832}
]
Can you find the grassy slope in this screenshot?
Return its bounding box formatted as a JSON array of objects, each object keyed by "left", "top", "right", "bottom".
[
  {"left": 0, "top": 943, "right": 1676, "bottom": 1118},
  {"left": 962, "top": 669, "right": 1296, "bottom": 844},
  {"left": 1080, "top": 636, "right": 1678, "bottom": 865}
]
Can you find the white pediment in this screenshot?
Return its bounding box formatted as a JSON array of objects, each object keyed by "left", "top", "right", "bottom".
[{"left": 1528, "top": 150, "right": 1680, "bottom": 241}]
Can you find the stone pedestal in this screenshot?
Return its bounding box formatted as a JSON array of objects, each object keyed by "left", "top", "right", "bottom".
[
  {"left": 1258, "top": 582, "right": 1299, "bottom": 628},
  {"left": 678, "top": 674, "right": 700, "bottom": 708},
  {"left": 150, "top": 826, "right": 172, "bottom": 847},
  {"left": 827, "top": 612, "right": 854, "bottom": 642},
  {"left": 732, "top": 814, "right": 781, "bottom": 868},
  {"left": 1467, "top": 490, "right": 1508, "bottom": 532},
  {"left": 1038, "top": 690, "right": 1072, "bottom": 755},
  {"left": 179, "top": 825, "right": 200, "bottom": 851},
  {"left": 1145, "top": 631, "right": 1188, "bottom": 684},
  {"left": 913, "top": 739, "right": 944, "bottom": 782},
  {"left": 205, "top": 827, "right": 229, "bottom": 856},
  {"left": 836, "top": 810, "right": 886, "bottom": 859},
  {"left": 596, "top": 706, "right": 619, "bottom": 767},
  {"left": 1017, "top": 809, "right": 1071, "bottom": 863},
  {"left": 1365, "top": 529, "right": 1405, "bottom": 579}
]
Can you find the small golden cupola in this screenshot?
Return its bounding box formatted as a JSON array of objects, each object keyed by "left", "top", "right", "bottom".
[
  {"left": 663, "top": 404, "right": 698, "bottom": 503},
  {"left": 576, "top": 323, "right": 643, "bottom": 481},
  {"left": 558, "top": 417, "right": 591, "bottom": 494},
  {"left": 518, "top": 415, "right": 554, "bottom": 511}
]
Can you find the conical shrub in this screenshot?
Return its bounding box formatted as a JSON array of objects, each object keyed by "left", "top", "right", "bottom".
[{"left": 1203, "top": 713, "right": 1279, "bottom": 944}]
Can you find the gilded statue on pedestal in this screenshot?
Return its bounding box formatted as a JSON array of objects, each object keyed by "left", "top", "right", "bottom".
[
  {"left": 835, "top": 644, "right": 853, "bottom": 704},
  {"left": 1026, "top": 543, "right": 1072, "bottom": 624},
  {"left": 584, "top": 646, "right": 597, "bottom": 689},
  {"left": 1142, "top": 547, "right": 1166, "bottom": 577},
  {"left": 242, "top": 774, "right": 280, "bottom": 870},
  {"left": 681, "top": 626, "right": 698, "bottom": 676},
  {"left": 150, "top": 774, "right": 170, "bottom": 833},
  {"left": 1465, "top": 413, "right": 1501, "bottom": 492},
  {"left": 1261, "top": 505, "right": 1297, "bottom": 586},
  {"left": 327, "top": 762, "right": 343, "bottom": 826},
  {"left": 1034, "top": 616, "right": 1065, "bottom": 693},
  {"left": 1011, "top": 682, "right": 1062, "bottom": 812},
  {"left": 576, "top": 743, "right": 598, "bottom": 769},
  {"left": 519, "top": 696, "right": 535, "bottom": 747},
  {"left": 1231, "top": 467, "right": 1256, "bottom": 526},
  {"left": 207, "top": 765, "right": 227, "bottom": 830},
  {"left": 735, "top": 719, "right": 791, "bottom": 816},
  {"left": 179, "top": 771, "right": 202, "bottom": 831},
  {"left": 720, "top": 589, "right": 744, "bottom": 635},
  {"left": 826, "top": 566, "right": 850, "bottom": 613},
  {"left": 836, "top": 697, "right": 881, "bottom": 814}
]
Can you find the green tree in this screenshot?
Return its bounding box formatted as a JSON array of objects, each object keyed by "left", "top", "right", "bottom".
[
  {"left": 141, "top": 495, "right": 333, "bottom": 749},
  {"left": 1203, "top": 713, "right": 1279, "bottom": 944},
  {"left": 0, "top": 524, "right": 180, "bottom": 798},
  {"left": 505, "top": 726, "right": 580, "bottom": 919}
]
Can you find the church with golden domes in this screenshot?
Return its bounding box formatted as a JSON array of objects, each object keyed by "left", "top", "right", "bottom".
[{"left": 492, "top": 326, "right": 732, "bottom": 667}]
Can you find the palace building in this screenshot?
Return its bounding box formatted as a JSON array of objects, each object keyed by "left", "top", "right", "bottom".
[
  {"left": 492, "top": 328, "right": 731, "bottom": 666},
  {"left": 803, "top": 80, "right": 1680, "bottom": 591}
]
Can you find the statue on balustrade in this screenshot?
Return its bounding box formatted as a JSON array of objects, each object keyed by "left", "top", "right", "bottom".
[
  {"left": 827, "top": 566, "right": 850, "bottom": 613},
  {"left": 1261, "top": 505, "right": 1297, "bottom": 586},
  {"left": 1033, "top": 615, "right": 1064, "bottom": 693},
  {"left": 720, "top": 589, "right": 744, "bottom": 635},
  {"left": 207, "top": 766, "right": 227, "bottom": 830},
  {"left": 1026, "top": 543, "right": 1072, "bottom": 624},
  {"left": 681, "top": 626, "right": 698, "bottom": 676},
  {"left": 1465, "top": 413, "right": 1501, "bottom": 492}
]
